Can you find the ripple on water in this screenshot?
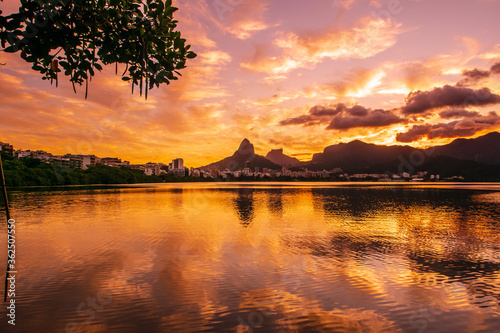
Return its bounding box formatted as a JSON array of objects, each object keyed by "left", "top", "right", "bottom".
[{"left": 1, "top": 183, "right": 499, "bottom": 332}]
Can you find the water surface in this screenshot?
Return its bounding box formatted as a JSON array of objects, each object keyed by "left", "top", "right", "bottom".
[{"left": 1, "top": 182, "right": 499, "bottom": 332}]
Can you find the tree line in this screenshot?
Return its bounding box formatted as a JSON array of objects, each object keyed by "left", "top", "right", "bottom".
[{"left": 0, "top": 152, "right": 202, "bottom": 186}]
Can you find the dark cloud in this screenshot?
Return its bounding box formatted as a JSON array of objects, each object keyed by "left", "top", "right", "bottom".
[
  {"left": 396, "top": 112, "right": 500, "bottom": 142},
  {"left": 280, "top": 67, "right": 500, "bottom": 134},
  {"left": 439, "top": 109, "right": 480, "bottom": 118},
  {"left": 396, "top": 125, "right": 433, "bottom": 142},
  {"left": 327, "top": 109, "right": 402, "bottom": 130},
  {"left": 463, "top": 68, "right": 490, "bottom": 80},
  {"left": 348, "top": 105, "right": 369, "bottom": 116},
  {"left": 473, "top": 111, "right": 500, "bottom": 124},
  {"left": 457, "top": 62, "right": 500, "bottom": 86},
  {"left": 457, "top": 68, "right": 491, "bottom": 86},
  {"left": 279, "top": 114, "right": 330, "bottom": 126},
  {"left": 490, "top": 62, "right": 500, "bottom": 74},
  {"left": 279, "top": 103, "right": 403, "bottom": 130},
  {"left": 401, "top": 85, "right": 500, "bottom": 115},
  {"left": 309, "top": 104, "right": 344, "bottom": 116},
  {"left": 280, "top": 104, "right": 343, "bottom": 126}
]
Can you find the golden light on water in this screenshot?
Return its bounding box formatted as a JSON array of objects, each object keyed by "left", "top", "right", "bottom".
[{"left": 2, "top": 183, "right": 499, "bottom": 331}]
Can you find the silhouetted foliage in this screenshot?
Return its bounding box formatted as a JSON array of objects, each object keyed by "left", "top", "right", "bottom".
[
  {"left": 0, "top": 0, "right": 196, "bottom": 98},
  {"left": 1, "top": 154, "right": 161, "bottom": 186},
  {"left": 0, "top": 152, "right": 216, "bottom": 186}
]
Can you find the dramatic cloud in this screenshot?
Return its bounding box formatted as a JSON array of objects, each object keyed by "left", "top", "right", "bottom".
[
  {"left": 491, "top": 62, "right": 500, "bottom": 74},
  {"left": 439, "top": 109, "right": 480, "bottom": 119},
  {"left": 463, "top": 68, "right": 490, "bottom": 80},
  {"left": 280, "top": 103, "right": 404, "bottom": 130},
  {"left": 401, "top": 85, "right": 500, "bottom": 115},
  {"left": 279, "top": 115, "right": 331, "bottom": 127},
  {"left": 457, "top": 62, "right": 500, "bottom": 86},
  {"left": 396, "top": 112, "right": 500, "bottom": 142},
  {"left": 3, "top": 0, "right": 500, "bottom": 167},
  {"left": 310, "top": 104, "right": 344, "bottom": 116},
  {"left": 242, "top": 18, "right": 401, "bottom": 75},
  {"left": 327, "top": 108, "right": 403, "bottom": 130},
  {"left": 457, "top": 68, "right": 491, "bottom": 86}
]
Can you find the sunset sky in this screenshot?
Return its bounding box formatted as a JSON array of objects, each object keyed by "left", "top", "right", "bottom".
[{"left": 1, "top": 0, "right": 500, "bottom": 166}]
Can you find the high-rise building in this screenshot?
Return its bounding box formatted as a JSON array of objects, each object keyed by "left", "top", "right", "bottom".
[{"left": 172, "top": 158, "right": 184, "bottom": 169}]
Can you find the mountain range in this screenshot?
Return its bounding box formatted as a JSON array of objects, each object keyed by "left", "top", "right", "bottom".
[
  {"left": 265, "top": 149, "right": 301, "bottom": 166},
  {"left": 200, "top": 138, "right": 281, "bottom": 171},
  {"left": 199, "top": 132, "right": 500, "bottom": 179}
]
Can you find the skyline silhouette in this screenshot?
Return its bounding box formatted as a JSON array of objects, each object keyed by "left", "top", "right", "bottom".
[{"left": 1, "top": 0, "right": 500, "bottom": 166}]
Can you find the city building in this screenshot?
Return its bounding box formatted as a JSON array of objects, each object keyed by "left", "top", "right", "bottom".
[
  {"left": 144, "top": 162, "right": 162, "bottom": 176},
  {"left": 51, "top": 155, "right": 71, "bottom": 167},
  {"left": 190, "top": 168, "right": 201, "bottom": 177},
  {"left": 15, "top": 150, "right": 53, "bottom": 161},
  {"left": 0, "top": 142, "right": 14, "bottom": 155},
  {"left": 60, "top": 154, "right": 100, "bottom": 169},
  {"left": 15, "top": 150, "right": 32, "bottom": 158},
  {"left": 172, "top": 158, "right": 184, "bottom": 170},
  {"left": 99, "top": 157, "right": 130, "bottom": 167},
  {"left": 0, "top": 141, "right": 467, "bottom": 182},
  {"left": 167, "top": 158, "right": 187, "bottom": 177}
]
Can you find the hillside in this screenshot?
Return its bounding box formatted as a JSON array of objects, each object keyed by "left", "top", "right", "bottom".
[{"left": 200, "top": 139, "right": 281, "bottom": 171}]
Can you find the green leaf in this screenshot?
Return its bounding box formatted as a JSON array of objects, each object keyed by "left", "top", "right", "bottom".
[{"left": 2, "top": 0, "right": 196, "bottom": 99}]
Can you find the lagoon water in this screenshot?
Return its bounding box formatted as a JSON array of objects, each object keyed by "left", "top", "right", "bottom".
[{"left": 1, "top": 182, "right": 500, "bottom": 332}]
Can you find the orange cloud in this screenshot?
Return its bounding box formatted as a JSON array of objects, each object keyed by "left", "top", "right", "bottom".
[
  {"left": 199, "top": 50, "right": 232, "bottom": 66},
  {"left": 227, "top": 20, "right": 275, "bottom": 40},
  {"left": 159, "top": 51, "right": 231, "bottom": 103},
  {"left": 222, "top": 0, "right": 275, "bottom": 40},
  {"left": 479, "top": 44, "right": 500, "bottom": 60},
  {"left": 174, "top": 0, "right": 218, "bottom": 49},
  {"left": 242, "top": 17, "right": 402, "bottom": 75},
  {"left": 320, "top": 68, "right": 386, "bottom": 98}
]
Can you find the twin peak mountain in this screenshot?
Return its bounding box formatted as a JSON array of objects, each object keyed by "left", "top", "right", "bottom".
[{"left": 199, "top": 132, "right": 500, "bottom": 176}]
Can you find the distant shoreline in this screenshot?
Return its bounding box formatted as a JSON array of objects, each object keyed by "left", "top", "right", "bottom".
[{"left": 6, "top": 181, "right": 500, "bottom": 192}]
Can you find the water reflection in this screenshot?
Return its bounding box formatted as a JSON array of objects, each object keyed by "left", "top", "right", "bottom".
[
  {"left": 0, "top": 183, "right": 499, "bottom": 332},
  {"left": 233, "top": 188, "right": 255, "bottom": 226},
  {"left": 267, "top": 189, "right": 284, "bottom": 216}
]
